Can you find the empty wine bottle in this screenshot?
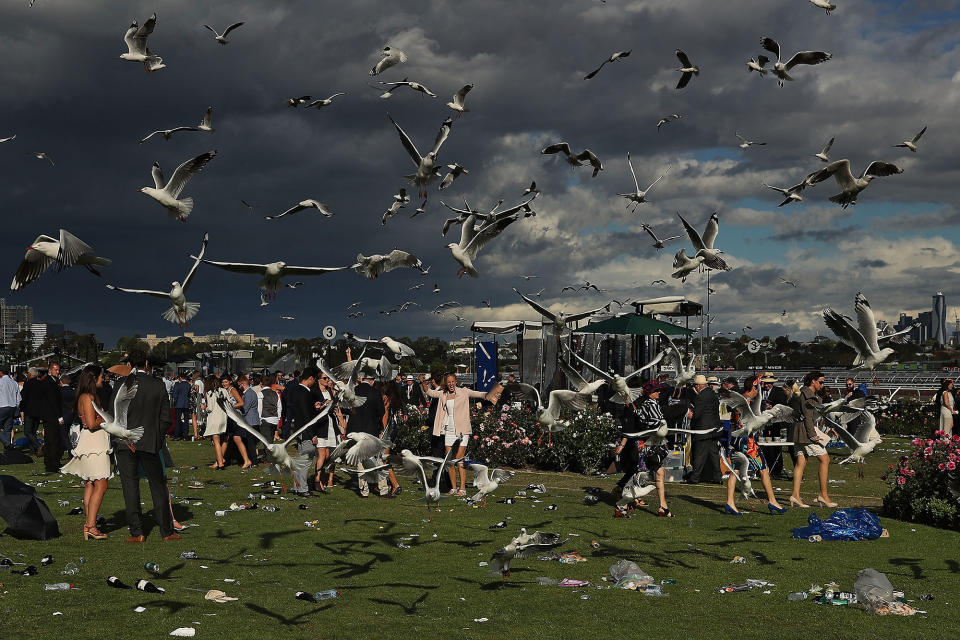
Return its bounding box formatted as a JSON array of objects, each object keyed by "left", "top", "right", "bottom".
[
  {"left": 107, "top": 576, "right": 132, "bottom": 589},
  {"left": 135, "top": 579, "right": 165, "bottom": 593}
]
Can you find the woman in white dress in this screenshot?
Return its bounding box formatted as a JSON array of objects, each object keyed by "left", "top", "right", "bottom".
[
  {"left": 313, "top": 373, "right": 339, "bottom": 492},
  {"left": 938, "top": 378, "right": 956, "bottom": 437},
  {"left": 202, "top": 374, "right": 228, "bottom": 469},
  {"left": 61, "top": 364, "right": 111, "bottom": 540},
  {"left": 425, "top": 373, "right": 488, "bottom": 496}
]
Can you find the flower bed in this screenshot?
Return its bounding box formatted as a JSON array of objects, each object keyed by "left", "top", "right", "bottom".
[
  {"left": 390, "top": 402, "right": 619, "bottom": 474},
  {"left": 881, "top": 432, "right": 960, "bottom": 530},
  {"left": 875, "top": 397, "right": 937, "bottom": 437}
]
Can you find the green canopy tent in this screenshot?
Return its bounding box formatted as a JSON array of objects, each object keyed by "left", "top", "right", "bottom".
[{"left": 572, "top": 313, "right": 694, "bottom": 376}]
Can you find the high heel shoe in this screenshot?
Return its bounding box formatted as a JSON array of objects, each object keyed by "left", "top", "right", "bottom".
[
  {"left": 83, "top": 525, "right": 108, "bottom": 540},
  {"left": 768, "top": 503, "right": 788, "bottom": 515},
  {"left": 723, "top": 504, "right": 744, "bottom": 516},
  {"left": 812, "top": 496, "right": 838, "bottom": 508},
  {"left": 789, "top": 497, "right": 809, "bottom": 508}
]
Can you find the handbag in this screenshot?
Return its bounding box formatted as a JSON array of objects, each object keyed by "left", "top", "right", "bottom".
[{"left": 813, "top": 427, "right": 831, "bottom": 446}]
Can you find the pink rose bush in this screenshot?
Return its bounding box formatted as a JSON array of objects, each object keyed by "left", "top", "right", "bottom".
[{"left": 883, "top": 431, "right": 960, "bottom": 530}]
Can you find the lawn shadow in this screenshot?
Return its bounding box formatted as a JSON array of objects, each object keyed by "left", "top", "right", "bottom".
[
  {"left": 244, "top": 603, "right": 332, "bottom": 625},
  {"left": 155, "top": 562, "right": 185, "bottom": 580},
  {"left": 214, "top": 527, "right": 240, "bottom": 540},
  {"left": 945, "top": 560, "right": 960, "bottom": 574},
  {"left": 749, "top": 550, "right": 778, "bottom": 566},
  {"left": 259, "top": 528, "right": 309, "bottom": 549},
  {"left": 368, "top": 591, "right": 429, "bottom": 615},
  {"left": 674, "top": 494, "right": 724, "bottom": 512},
  {"left": 138, "top": 599, "right": 192, "bottom": 614},
  {"left": 886, "top": 557, "right": 925, "bottom": 580}
]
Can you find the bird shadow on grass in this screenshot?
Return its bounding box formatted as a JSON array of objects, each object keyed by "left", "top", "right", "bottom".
[
  {"left": 663, "top": 545, "right": 727, "bottom": 563},
  {"left": 315, "top": 540, "right": 388, "bottom": 556},
  {"left": 343, "top": 517, "right": 393, "bottom": 528},
  {"left": 214, "top": 527, "right": 240, "bottom": 540},
  {"left": 886, "top": 557, "right": 925, "bottom": 580},
  {"left": 638, "top": 551, "right": 700, "bottom": 571},
  {"left": 674, "top": 494, "right": 724, "bottom": 511},
  {"left": 368, "top": 591, "right": 429, "bottom": 615},
  {"left": 138, "top": 599, "right": 192, "bottom": 614},
  {"left": 704, "top": 533, "right": 776, "bottom": 548},
  {"left": 155, "top": 562, "right": 185, "bottom": 580},
  {"left": 320, "top": 555, "right": 384, "bottom": 579},
  {"left": 945, "top": 560, "right": 960, "bottom": 574},
  {"left": 244, "top": 603, "right": 332, "bottom": 626},
  {"left": 749, "top": 550, "right": 778, "bottom": 566},
  {"left": 196, "top": 547, "right": 248, "bottom": 565},
  {"left": 259, "top": 528, "right": 309, "bottom": 549},
  {"left": 452, "top": 574, "right": 532, "bottom": 591}
]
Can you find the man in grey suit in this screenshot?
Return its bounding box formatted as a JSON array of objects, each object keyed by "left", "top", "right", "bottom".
[{"left": 113, "top": 350, "right": 178, "bottom": 542}]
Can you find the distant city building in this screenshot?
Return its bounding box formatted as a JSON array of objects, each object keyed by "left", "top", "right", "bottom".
[
  {"left": 0, "top": 298, "right": 33, "bottom": 345},
  {"left": 29, "top": 323, "right": 66, "bottom": 349},
  {"left": 895, "top": 311, "right": 929, "bottom": 344},
  {"left": 142, "top": 328, "right": 268, "bottom": 348},
  {"left": 932, "top": 291, "right": 947, "bottom": 344}
]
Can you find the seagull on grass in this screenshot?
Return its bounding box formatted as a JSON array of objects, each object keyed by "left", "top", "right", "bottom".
[
  {"left": 467, "top": 464, "right": 514, "bottom": 506},
  {"left": 489, "top": 529, "right": 567, "bottom": 578},
  {"left": 619, "top": 153, "right": 668, "bottom": 210},
  {"left": 266, "top": 199, "right": 333, "bottom": 220},
  {"left": 584, "top": 49, "right": 631, "bottom": 79},
  {"left": 140, "top": 150, "right": 217, "bottom": 221},
  {"left": 760, "top": 37, "right": 831, "bottom": 87},
  {"left": 202, "top": 22, "right": 244, "bottom": 44},
  {"left": 893, "top": 126, "right": 927, "bottom": 153},
  {"left": 11, "top": 229, "right": 111, "bottom": 291},
  {"left": 106, "top": 233, "right": 209, "bottom": 327},
  {"left": 804, "top": 159, "right": 903, "bottom": 208}
]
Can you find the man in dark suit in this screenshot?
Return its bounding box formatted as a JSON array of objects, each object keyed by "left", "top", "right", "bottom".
[
  {"left": 764, "top": 376, "right": 793, "bottom": 479},
  {"left": 112, "top": 350, "right": 177, "bottom": 542},
  {"left": 348, "top": 373, "right": 385, "bottom": 496},
  {"left": 169, "top": 373, "right": 193, "bottom": 441},
  {"left": 686, "top": 374, "right": 723, "bottom": 484},
  {"left": 23, "top": 365, "right": 63, "bottom": 469},
  {"left": 287, "top": 367, "right": 322, "bottom": 496},
  {"left": 400, "top": 375, "right": 425, "bottom": 407}
]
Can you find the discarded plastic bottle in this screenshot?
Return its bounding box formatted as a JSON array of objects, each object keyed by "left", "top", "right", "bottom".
[
  {"left": 41, "top": 555, "right": 54, "bottom": 566},
  {"left": 214, "top": 510, "right": 227, "bottom": 516},
  {"left": 295, "top": 591, "right": 317, "bottom": 603},
  {"left": 135, "top": 579, "right": 165, "bottom": 594},
  {"left": 44, "top": 582, "right": 74, "bottom": 590},
  {"left": 62, "top": 563, "right": 79, "bottom": 576},
  {"left": 57, "top": 499, "right": 70, "bottom": 507},
  {"left": 180, "top": 551, "right": 198, "bottom": 560},
  {"left": 787, "top": 592, "right": 808, "bottom": 601},
  {"left": 144, "top": 562, "right": 160, "bottom": 574},
  {"left": 107, "top": 576, "right": 132, "bottom": 589},
  {"left": 644, "top": 584, "right": 664, "bottom": 596},
  {"left": 315, "top": 589, "right": 339, "bottom": 600},
  {"left": 536, "top": 577, "right": 558, "bottom": 586}
]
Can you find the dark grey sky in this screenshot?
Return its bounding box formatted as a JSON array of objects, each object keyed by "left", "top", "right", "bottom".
[{"left": 2, "top": 0, "right": 959, "bottom": 347}]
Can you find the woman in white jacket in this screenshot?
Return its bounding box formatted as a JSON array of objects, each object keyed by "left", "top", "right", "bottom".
[{"left": 425, "top": 373, "right": 487, "bottom": 496}]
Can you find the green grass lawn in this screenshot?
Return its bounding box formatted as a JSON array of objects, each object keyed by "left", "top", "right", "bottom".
[{"left": 0, "top": 437, "right": 955, "bottom": 640}]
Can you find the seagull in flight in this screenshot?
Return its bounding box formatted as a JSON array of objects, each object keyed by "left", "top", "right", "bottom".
[
  {"left": 822, "top": 292, "right": 900, "bottom": 369},
  {"left": 746, "top": 55, "right": 769, "bottom": 75},
  {"left": 502, "top": 381, "right": 593, "bottom": 445},
  {"left": 446, "top": 211, "right": 522, "bottom": 278},
  {"left": 760, "top": 37, "right": 832, "bottom": 87},
  {"left": 650, "top": 279, "right": 667, "bottom": 286},
  {"left": 642, "top": 224, "right": 681, "bottom": 250},
  {"left": 0, "top": 134, "right": 15, "bottom": 143},
  {"left": 736, "top": 132, "right": 766, "bottom": 149},
  {"left": 370, "top": 46, "right": 407, "bottom": 76},
  {"left": 583, "top": 49, "right": 631, "bottom": 80},
  {"left": 11, "top": 229, "right": 111, "bottom": 291},
  {"left": 260, "top": 292, "right": 269, "bottom": 307},
  {"left": 677, "top": 212, "right": 731, "bottom": 271},
  {"left": 657, "top": 330, "right": 696, "bottom": 386},
  {"left": 520, "top": 274, "right": 539, "bottom": 281},
  {"left": 541, "top": 142, "right": 603, "bottom": 177},
  {"left": 467, "top": 464, "right": 514, "bottom": 506},
  {"left": 762, "top": 181, "right": 806, "bottom": 206},
  {"left": 564, "top": 344, "right": 664, "bottom": 404},
  {"left": 488, "top": 529, "right": 567, "bottom": 578},
  {"left": 522, "top": 181, "right": 539, "bottom": 196},
  {"left": 120, "top": 13, "right": 164, "bottom": 71},
  {"left": 656, "top": 114, "right": 681, "bottom": 131},
  {"left": 675, "top": 49, "right": 699, "bottom": 88},
  {"left": 779, "top": 277, "right": 798, "bottom": 287},
  {"left": 439, "top": 163, "right": 469, "bottom": 190},
  {"left": 353, "top": 250, "right": 423, "bottom": 280},
  {"left": 286, "top": 95, "right": 312, "bottom": 107},
  {"left": 203, "top": 22, "right": 244, "bottom": 44},
  {"left": 814, "top": 136, "right": 834, "bottom": 162},
  {"left": 513, "top": 289, "right": 608, "bottom": 336},
  {"left": 194, "top": 257, "right": 349, "bottom": 297},
  {"left": 619, "top": 153, "right": 669, "bottom": 210},
  {"left": 378, "top": 79, "right": 435, "bottom": 97},
  {"left": 139, "top": 107, "right": 213, "bottom": 143},
  {"left": 804, "top": 159, "right": 903, "bottom": 208},
  {"left": 343, "top": 334, "right": 416, "bottom": 360},
  {"left": 809, "top": 0, "right": 837, "bottom": 14},
  {"left": 893, "top": 126, "right": 927, "bottom": 153},
  {"left": 446, "top": 84, "right": 473, "bottom": 116},
  {"left": 266, "top": 199, "right": 333, "bottom": 220},
  {"left": 106, "top": 233, "right": 209, "bottom": 327},
  {"left": 285, "top": 281, "right": 305, "bottom": 289},
  {"left": 304, "top": 93, "right": 346, "bottom": 109},
  {"left": 389, "top": 114, "right": 453, "bottom": 197},
  {"left": 725, "top": 389, "right": 794, "bottom": 438},
  {"left": 671, "top": 248, "right": 704, "bottom": 282},
  {"left": 140, "top": 150, "right": 217, "bottom": 221},
  {"left": 28, "top": 151, "right": 54, "bottom": 166}
]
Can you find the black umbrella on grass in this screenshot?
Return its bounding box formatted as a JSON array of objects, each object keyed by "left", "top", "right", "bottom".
[{"left": 0, "top": 475, "right": 60, "bottom": 540}]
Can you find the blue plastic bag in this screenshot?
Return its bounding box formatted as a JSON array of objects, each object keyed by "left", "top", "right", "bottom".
[{"left": 792, "top": 508, "right": 883, "bottom": 541}]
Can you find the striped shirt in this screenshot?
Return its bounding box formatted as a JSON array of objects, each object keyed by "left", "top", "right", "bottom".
[{"left": 634, "top": 397, "right": 665, "bottom": 429}]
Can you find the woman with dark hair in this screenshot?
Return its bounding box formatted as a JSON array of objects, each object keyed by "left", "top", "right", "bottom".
[
  {"left": 938, "top": 378, "right": 956, "bottom": 437},
  {"left": 61, "top": 364, "right": 111, "bottom": 540},
  {"left": 375, "top": 380, "right": 403, "bottom": 497},
  {"left": 312, "top": 371, "right": 338, "bottom": 492},
  {"left": 221, "top": 375, "right": 253, "bottom": 469},
  {"left": 790, "top": 370, "right": 835, "bottom": 508},
  {"left": 201, "top": 374, "right": 228, "bottom": 469},
  {"left": 425, "top": 373, "right": 487, "bottom": 496}
]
